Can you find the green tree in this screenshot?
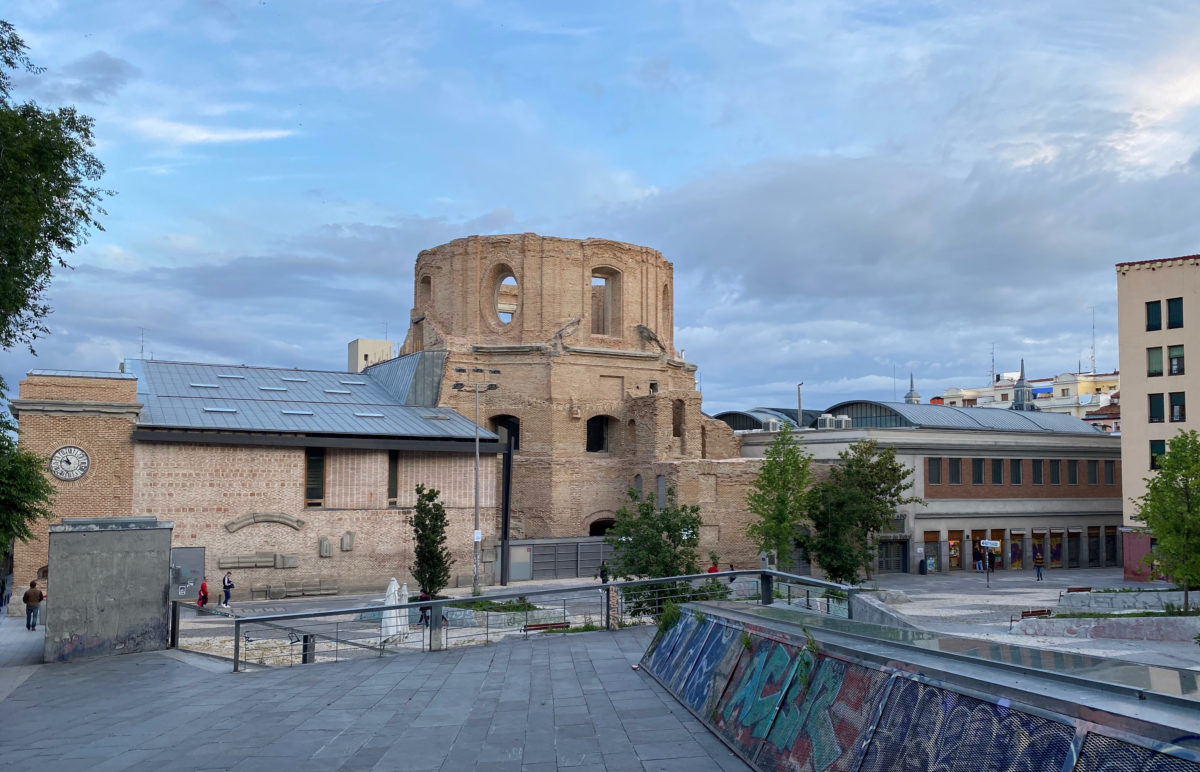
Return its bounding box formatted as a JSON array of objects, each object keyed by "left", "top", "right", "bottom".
[
  {"left": 1, "top": 21, "right": 110, "bottom": 352},
  {"left": 806, "top": 439, "right": 920, "bottom": 585},
  {"left": 0, "top": 432, "right": 55, "bottom": 545},
  {"left": 1135, "top": 429, "right": 1200, "bottom": 611},
  {"left": 745, "top": 422, "right": 813, "bottom": 571},
  {"left": 410, "top": 484, "right": 453, "bottom": 596}
]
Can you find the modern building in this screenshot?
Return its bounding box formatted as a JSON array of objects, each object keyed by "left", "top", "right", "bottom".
[
  {"left": 1116, "top": 255, "right": 1199, "bottom": 580},
  {"left": 739, "top": 400, "right": 1123, "bottom": 576},
  {"left": 939, "top": 370, "right": 1119, "bottom": 418}
]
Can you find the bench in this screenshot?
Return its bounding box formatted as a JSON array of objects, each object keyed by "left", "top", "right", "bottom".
[
  {"left": 523, "top": 622, "right": 570, "bottom": 636},
  {"left": 1059, "top": 586, "right": 1091, "bottom": 599},
  {"left": 1009, "top": 608, "right": 1052, "bottom": 630}
]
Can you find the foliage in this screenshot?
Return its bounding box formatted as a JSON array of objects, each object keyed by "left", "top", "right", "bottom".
[
  {"left": 0, "top": 433, "right": 55, "bottom": 545},
  {"left": 745, "top": 422, "right": 813, "bottom": 571},
  {"left": 805, "top": 440, "right": 920, "bottom": 585},
  {"left": 410, "top": 484, "right": 453, "bottom": 596},
  {"left": 1135, "top": 429, "right": 1200, "bottom": 612},
  {"left": 657, "top": 601, "right": 681, "bottom": 634},
  {"left": 543, "top": 623, "right": 603, "bottom": 634},
  {"left": 1, "top": 21, "right": 111, "bottom": 352},
  {"left": 453, "top": 597, "right": 537, "bottom": 612}
]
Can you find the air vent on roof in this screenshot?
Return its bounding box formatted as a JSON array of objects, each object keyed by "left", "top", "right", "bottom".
[
  {"left": 281, "top": 377, "right": 308, "bottom": 382},
  {"left": 340, "top": 380, "right": 367, "bottom": 386},
  {"left": 217, "top": 374, "right": 246, "bottom": 379},
  {"left": 760, "top": 418, "right": 781, "bottom": 432},
  {"left": 281, "top": 409, "right": 314, "bottom": 416},
  {"left": 259, "top": 386, "right": 287, "bottom": 392},
  {"left": 324, "top": 389, "right": 352, "bottom": 394},
  {"left": 190, "top": 383, "right": 220, "bottom": 389},
  {"left": 834, "top": 415, "right": 852, "bottom": 429},
  {"left": 422, "top": 414, "right": 451, "bottom": 420},
  {"left": 203, "top": 407, "right": 237, "bottom": 413},
  {"left": 816, "top": 413, "right": 836, "bottom": 429},
  {"left": 354, "top": 412, "right": 385, "bottom": 418}
]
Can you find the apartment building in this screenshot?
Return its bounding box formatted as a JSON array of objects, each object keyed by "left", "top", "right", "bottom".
[
  {"left": 939, "top": 370, "right": 1119, "bottom": 419},
  {"left": 1116, "top": 255, "right": 1200, "bottom": 580}
]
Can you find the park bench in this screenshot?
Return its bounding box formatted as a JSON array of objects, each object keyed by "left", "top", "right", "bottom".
[
  {"left": 1059, "top": 586, "right": 1091, "bottom": 599},
  {"left": 1009, "top": 608, "right": 1052, "bottom": 630},
  {"left": 523, "top": 621, "right": 570, "bottom": 636}
]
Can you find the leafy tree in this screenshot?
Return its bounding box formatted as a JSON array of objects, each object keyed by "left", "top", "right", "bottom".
[
  {"left": 745, "top": 422, "right": 813, "bottom": 571},
  {"left": 1, "top": 21, "right": 111, "bottom": 352},
  {"left": 1135, "top": 429, "right": 1200, "bottom": 611},
  {"left": 410, "top": 484, "right": 453, "bottom": 596},
  {"left": 805, "top": 439, "right": 920, "bottom": 585},
  {"left": 0, "top": 432, "right": 55, "bottom": 545}
]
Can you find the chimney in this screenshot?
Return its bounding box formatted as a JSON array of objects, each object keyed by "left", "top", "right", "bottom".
[{"left": 796, "top": 382, "right": 804, "bottom": 428}]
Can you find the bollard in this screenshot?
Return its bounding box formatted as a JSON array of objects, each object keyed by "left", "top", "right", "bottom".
[
  {"left": 429, "top": 603, "right": 444, "bottom": 651},
  {"left": 760, "top": 573, "right": 774, "bottom": 606},
  {"left": 233, "top": 619, "right": 241, "bottom": 672},
  {"left": 302, "top": 634, "right": 316, "bottom": 664}
]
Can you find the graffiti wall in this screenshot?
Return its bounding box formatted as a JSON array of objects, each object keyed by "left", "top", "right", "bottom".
[{"left": 640, "top": 609, "right": 1200, "bottom": 772}]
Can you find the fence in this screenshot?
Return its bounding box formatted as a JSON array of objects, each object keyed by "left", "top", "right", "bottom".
[{"left": 169, "top": 570, "right": 855, "bottom": 672}]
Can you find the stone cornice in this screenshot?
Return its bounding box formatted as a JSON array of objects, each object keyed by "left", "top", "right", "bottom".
[{"left": 10, "top": 399, "right": 142, "bottom": 419}]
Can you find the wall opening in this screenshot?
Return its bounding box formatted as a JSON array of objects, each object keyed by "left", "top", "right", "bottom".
[
  {"left": 418, "top": 275, "right": 432, "bottom": 309},
  {"left": 672, "top": 399, "right": 685, "bottom": 438},
  {"left": 590, "top": 267, "right": 622, "bottom": 336},
  {"left": 490, "top": 414, "right": 521, "bottom": 452},
  {"left": 586, "top": 415, "right": 613, "bottom": 452},
  {"left": 589, "top": 518, "right": 615, "bottom": 537},
  {"left": 496, "top": 272, "right": 519, "bottom": 326}
]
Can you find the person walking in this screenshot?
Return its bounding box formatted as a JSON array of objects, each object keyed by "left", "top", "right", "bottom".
[
  {"left": 973, "top": 546, "right": 983, "bottom": 573},
  {"left": 598, "top": 562, "right": 609, "bottom": 584},
  {"left": 221, "top": 572, "right": 234, "bottom": 608},
  {"left": 1033, "top": 550, "right": 1045, "bottom": 581},
  {"left": 198, "top": 577, "right": 209, "bottom": 608},
  {"left": 23, "top": 580, "right": 45, "bottom": 631}
]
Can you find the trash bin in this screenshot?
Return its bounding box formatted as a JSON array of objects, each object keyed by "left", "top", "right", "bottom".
[{"left": 919, "top": 557, "right": 928, "bottom": 575}]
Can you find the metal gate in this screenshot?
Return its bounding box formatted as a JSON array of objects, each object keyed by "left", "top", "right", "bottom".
[
  {"left": 512, "top": 537, "right": 613, "bottom": 580},
  {"left": 877, "top": 541, "right": 907, "bottom": 573},
  {"left": 1067, "top": 533, "right": 1081, "bottom": 568}
]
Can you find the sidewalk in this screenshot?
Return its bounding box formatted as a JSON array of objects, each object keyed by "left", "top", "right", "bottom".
[{"left": 0, "top": 603, "right": 44, "bottom": 702}]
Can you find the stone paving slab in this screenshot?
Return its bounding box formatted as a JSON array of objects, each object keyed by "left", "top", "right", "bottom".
[{"left": 0, "top": 624, "right": 751, "bottom": 772}]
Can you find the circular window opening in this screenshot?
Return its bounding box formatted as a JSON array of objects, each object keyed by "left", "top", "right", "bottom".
[{"left": 496, "top": 273, "right": 519, "bottom": 326}]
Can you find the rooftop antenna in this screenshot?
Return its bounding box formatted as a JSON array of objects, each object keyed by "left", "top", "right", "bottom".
[
  {"left": 892, "top": 363, "right": 896, "bottom": 401},
  {"left": 139, "top": 328, "right": 145, "bottom": 359},
  {"left": 1090, "top": 306, "right": 1096, "bottom": 374},
  {"left": 382, "top": 321, "right": 388, "bottom": 340},
  {"left": 990, "top": 343, "right": 995, "bottom": 385}
]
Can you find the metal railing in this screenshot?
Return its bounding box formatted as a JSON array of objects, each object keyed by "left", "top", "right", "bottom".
[{"left": 168, "top": 570, "right": 856, "bottom": 672}]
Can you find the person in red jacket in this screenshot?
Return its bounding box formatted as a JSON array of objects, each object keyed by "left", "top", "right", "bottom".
[{"left": 198, "top": 578, "right": 209, "bottom": 608}]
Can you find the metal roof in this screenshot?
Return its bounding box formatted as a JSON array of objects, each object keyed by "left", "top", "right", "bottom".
[
  {"left": 822, "top": 400, "right": 1103, "bottom": 434},
  {"left": 123, "top": 357, "right": 494, "bottom": 441},
  {"left": 27, "top": 369, "right": 137, "bottom": 380}
]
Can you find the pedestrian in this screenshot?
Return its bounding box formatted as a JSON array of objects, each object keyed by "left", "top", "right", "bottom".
[
  {"left": 598, "top": 561, "right": 609, "bottom": 584},
  {"left": 728, "top": 563, "right": 736, "bottom": 583},
  {"left": 973, "top": 546, "right": 983, "bottom": 573},
  {"left": 198, "top": 577, "right": 209, "bottom": 607},
  {"left": 222, "top": 572, "right": 234, "bottom": 608},
  {"left": 23, "top": 580, "right": 45, "bottom": 631},
  {"left": 418, "top": 590, "right": 432, "bottom": 626},
  {"left": 1033, "top": 550, "right": 1045, "bottom": 581},
  {"left": 707, "top": 561, "right": 719, "bottom": 574}
]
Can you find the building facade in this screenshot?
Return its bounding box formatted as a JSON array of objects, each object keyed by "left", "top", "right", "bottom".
[
  {"left": 740, "top": 401, "right": 1123, "bottom": 576},
  {"left": 939, "top": 370, "right": 1119, "bottom": 418},
  {"left": 1116, "top": 255, "right": 1199, "bottom": 580}
]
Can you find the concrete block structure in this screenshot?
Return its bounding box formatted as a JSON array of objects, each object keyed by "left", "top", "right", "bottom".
[{"left": 1116, "top": 255, "right": 1200, "bottom": 580}]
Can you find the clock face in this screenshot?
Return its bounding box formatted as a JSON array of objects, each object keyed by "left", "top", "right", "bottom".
[{"left": 49, "top": 446, "right": 90, "bottom": 481}]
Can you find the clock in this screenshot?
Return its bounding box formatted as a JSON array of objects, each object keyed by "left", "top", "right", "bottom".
[{"left": 49, "top": 446, "right": 90, "bottom": 481}]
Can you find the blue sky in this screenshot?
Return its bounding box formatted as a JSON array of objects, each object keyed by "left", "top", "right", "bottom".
[{"left": 5, "top": 1, "right": 1200, "bottom": 415}]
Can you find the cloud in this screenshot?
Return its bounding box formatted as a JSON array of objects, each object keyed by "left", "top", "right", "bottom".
[{"left": 129, "top": 118, "right": 295, "bottom": 145}]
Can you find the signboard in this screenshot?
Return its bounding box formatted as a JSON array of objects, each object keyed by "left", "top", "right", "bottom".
[{"left": 981, "top": 539, "right": 1001, "bottom": 548}]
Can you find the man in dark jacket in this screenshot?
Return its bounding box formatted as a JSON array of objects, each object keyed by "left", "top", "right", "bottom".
[{"left": 23, "top": 580, "right": 45, "bottom": 631}]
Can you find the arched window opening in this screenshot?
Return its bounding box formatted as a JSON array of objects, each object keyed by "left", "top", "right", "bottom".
[
  {"left": 586, "top": 415, "right": 613, "bottom": 452},
  {"left": 655, "top": 475, "right": 667, "bottom": 508},
  {"left": 589, "top": 518, "right": 615, "bottom": 537},
  {"left": 418, "top": 275, "right": 432, "bottom": 309},
  {"left": 662, "top": 283, "right": 671, "bottom": 332},
  {"left": 590, "top": 267, "right": 622, "bottom": 336},
  {"left": 672, "top": 399, "right": 685, "bottom": 438},
  {"left": 633, "top": 474, "right": 643, "bottom": 493},
  {"left": 496, "top": 272, "right": 519, "bottom": 325},
  {"left": 491, "top": 414, "right": 521, "bottom": 452}
]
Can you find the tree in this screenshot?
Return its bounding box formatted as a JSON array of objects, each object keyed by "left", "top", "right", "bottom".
[
  {"left": 410, "top": 484, "right": 453, "bottom": 596},
  {"left": 1, "top": 21, "right": 111, "bottom": 352},
  {"left": 745, "top": 422, "right": 813, "bottom": 571},
  {"left": 1135, "top": 429, "right": 1200, "bottom": 611},
  {"left": 0, "top": 433, "right": 55, "bottom": 546},
  {"left": 805, "top": 440, "right": 920, "bottom": 585}
]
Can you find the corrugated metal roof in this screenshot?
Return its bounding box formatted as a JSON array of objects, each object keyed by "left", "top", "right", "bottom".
[
  {"left": 124, "top": 359, "right": 493, "bottom": 440},
  {"left": 823, "top": 400, "right": 1102, "bottom": 434}
]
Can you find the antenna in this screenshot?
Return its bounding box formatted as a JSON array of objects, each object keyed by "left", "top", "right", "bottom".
[
  {"left": 892, "top": 363, "right": 896, "bottom": 401},
  {"left": 990, "top": 343, "right": 995, "bottom": 385},
  {"left": 382, "top": 321, "right": 388, "bottom": 340},
  {"left": 1090, "top": 306, "right": 1096, "bottom": 374},
  {"left": 139, "top": 328, "right": 145, "bottom": 359}
]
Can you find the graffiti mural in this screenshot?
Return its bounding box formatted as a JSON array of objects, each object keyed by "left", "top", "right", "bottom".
[
  {"left": 714, "top": 636, "right": 806, "bottom": 758},
  {"left": 756, "top": 657, "right": 891, "bottom": 771},
  {"left": 666, "top": 616, "right": 719, "bottom": 694},
  {"left": 857, "top": 678, "right": 1075, "bottom": 772},
  {"left": 645, "top": 610, "right": 703, "bottom": 679},
  {"left": 1075, "top": 733, "right": 1200, "bottom": 772},
  {"left": 678, "top": 620, "right": 743, "bottom": 719}
]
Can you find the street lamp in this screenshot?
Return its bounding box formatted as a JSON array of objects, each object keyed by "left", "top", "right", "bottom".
[{"left": 452, "top": 373, "right": 499, "bottom": 596}]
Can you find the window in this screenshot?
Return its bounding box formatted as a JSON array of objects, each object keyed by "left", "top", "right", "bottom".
[
  {"left": 590, "top": 268, "right": 622, "bottom": 336},
  {"left": 305, "top": 448, "right": 325, "bottom": 507},
  {"left": 1009, "top": 459, "right": 1022, "bottom": 485},
  {"left": 1171, "top": 392, "right": 1186, "bottom": 422},
  {"left": 1149, "top": 393, "right": 1165, "bottom": 423},
  {"left": 1151, "top": 440, "right": 1166, "bottom": 470},
  {"left": 1087, "top": 459, "right": 1098, "bottom": 485},
  {"left": 1104, "top": 460, "right": 1115, "bottom": 485},
  {"left": 656, "top": 475, "right": 666, "bottom": 507},
  {"left": 1170, "top": 345, "right": 1185, "bottom": 375},
  {"left": 1049, "top": 459, "right": 1061, "bottom": 485},
  {"left": 948, "top": 458, "right": 961, "bottom": 485},
  {"left": 1000, "top": 393, "right": 1009, "bottom": 402},
  {"left": 991, "top": 458, "right": 1003, "bottom": 485},
  {"left": 634, "top": 474, "right": 643, "bottom": 493},
  {"left": 927, "top": 457, "right": 942, "bottom": 485},
  {"left": 972, "top": 458, "right": 985, "bottom": 485},
  {"left": 1147, "top": 300, "right": 1162, "bottom": 331},
  {"left": 1067, "top": 460, "right": 1079, "bottom": 485},
  {"left": 585, "top": 415, "right": 611, "bottom": 452},
  {"left": 387, "top": 449, "right": 398, "bottom": 506},
  {"left": 1168, "top": 297, "right": 1183, "bottom": 329},
  {"left": 1148, "top": 347, "right": 1163, "bottom": 377},
  {"left": 672, "top": 399, "right": 684, "bottom": 438},
  {"left": 1060, "top": 388, "right": 1069, "bottom": 397},
  {"left": 1032, "top": 459, "right": 1043, "bottom": 485}
]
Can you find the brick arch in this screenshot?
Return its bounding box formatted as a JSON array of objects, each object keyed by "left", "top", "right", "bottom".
[
  {"left": 224, "top": 512, "right": 306, "bottom": 533},
  {"left": 585, "top": 509, "right": 617, "bottom": 537}
]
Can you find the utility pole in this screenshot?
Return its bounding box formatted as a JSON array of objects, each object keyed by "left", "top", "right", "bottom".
[{"left": 452, "top": 369, "right": 499, "bottom": 596}]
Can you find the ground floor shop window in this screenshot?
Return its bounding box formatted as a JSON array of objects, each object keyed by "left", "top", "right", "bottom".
[
  {"left": 947, "top": 530, "right": 962, "bottom": 569},
  {"left": 1049, "top": 531, "right": 1064, "bottom": 567},
  {"left": 1009, "top": 532, "right": 1024, "bottom": 569}
]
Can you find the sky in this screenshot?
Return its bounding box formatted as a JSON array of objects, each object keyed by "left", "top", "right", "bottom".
[{"left": 5, "top": 0, "right": 1200, "bottom": 416}]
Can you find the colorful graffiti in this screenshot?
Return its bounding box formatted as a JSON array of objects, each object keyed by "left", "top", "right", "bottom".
[
  {"left": 714, "top": 637, "right": 807, "bottom": 758},
  {"left": 1076, "top": 733, "right": 1200, "bottom": 772},
  {"left": 678, "top": 621, "right": 742, "bottom": 718}
]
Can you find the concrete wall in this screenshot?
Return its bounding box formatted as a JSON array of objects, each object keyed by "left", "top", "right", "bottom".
[
  {"left": 45, "top": 518, "right": 173, "bottom": 662},
  {"left": 1015, "top": 615, "right": 1200, "bottom": 642}
]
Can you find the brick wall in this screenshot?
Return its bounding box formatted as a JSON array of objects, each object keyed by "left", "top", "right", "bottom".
[{"left": 925, "top": 457, "right": 1122, "bottom": 500}]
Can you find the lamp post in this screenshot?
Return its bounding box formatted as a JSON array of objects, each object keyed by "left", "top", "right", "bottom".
[{"left": 452, "top": 369, "right": 499, "bottom": 596}]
